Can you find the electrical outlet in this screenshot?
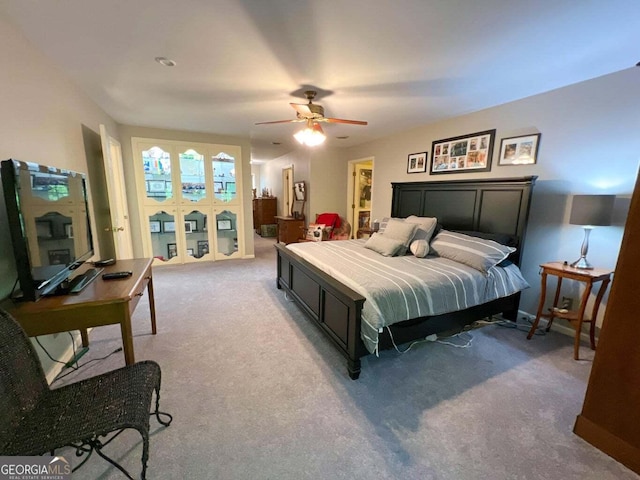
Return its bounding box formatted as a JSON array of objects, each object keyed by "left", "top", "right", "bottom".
[{"left": 561, "top": 296, "right": 573, "bottom": 310}]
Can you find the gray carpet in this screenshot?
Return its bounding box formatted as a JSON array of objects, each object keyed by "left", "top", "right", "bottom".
[{"left": 54, "top": 235, "right": 638, "bottom": 480}]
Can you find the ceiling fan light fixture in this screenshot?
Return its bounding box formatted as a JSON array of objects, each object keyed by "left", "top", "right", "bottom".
[{"left": 294, "top": 121, "right": 326, "bottom": 147}]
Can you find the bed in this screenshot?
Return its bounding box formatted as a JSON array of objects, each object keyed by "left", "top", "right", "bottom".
[{"left": 276, "top": 176, "right": 537, "bottom": 379}]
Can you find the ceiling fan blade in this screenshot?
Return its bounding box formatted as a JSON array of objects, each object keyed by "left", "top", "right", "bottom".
[
  {"left": 325, "top": 117, "right": 368, "bottom": 125},
  {"left": 290, "top": 103, "right": 313, "bottom": 116},
  {"left": 255, "top": 119, "right": 300, "bottom": 125}
]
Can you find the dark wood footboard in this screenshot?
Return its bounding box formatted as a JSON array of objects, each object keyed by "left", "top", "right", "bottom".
[{"left": 277, "top": 243, "right": 367, "bottom": 379}]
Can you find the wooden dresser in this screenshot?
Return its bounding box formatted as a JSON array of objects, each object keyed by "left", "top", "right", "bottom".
[
  {"left": 253, "top": 197, "right": 277, "bottom": 233},
  {"left": 275, "top": 216, "right": 304, "bottom": 244}
]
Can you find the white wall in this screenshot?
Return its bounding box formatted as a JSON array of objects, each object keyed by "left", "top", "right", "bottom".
[
  {"left": 343, "top": 68, "right": 640, "bottom": 324},
  {"left": 0, "top": 11, "right": 120, "bottom": 376},
  {"left": 262, "top": 146, "right": 348, "bottom": 222}
]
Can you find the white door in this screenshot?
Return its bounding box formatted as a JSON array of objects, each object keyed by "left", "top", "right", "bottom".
[
  {"left": 100, "top": 124, "right": 134, "bottom": 259},
  {"left": 282, "top": 166, "right": 293, "bottom": 216}
]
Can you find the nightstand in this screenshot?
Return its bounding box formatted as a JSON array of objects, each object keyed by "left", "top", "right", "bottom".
[{"left": 527, "top": 262, "right": 613, "bottom": 360}]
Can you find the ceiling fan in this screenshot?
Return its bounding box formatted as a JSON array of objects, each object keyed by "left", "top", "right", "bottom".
[
  {"left": 255, "top": 90, "right": 367, "bottom": 146},
  {"left": 256, "top": 90, "right": 368, "bottom": 126}
]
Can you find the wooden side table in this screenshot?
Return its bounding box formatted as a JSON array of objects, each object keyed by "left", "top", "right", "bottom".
[
  {"left": 527, "top": 262, "right": 613, "bottom": 360},
  {"left": 275, "top": 216, "right": 304, "bottom": 244}
]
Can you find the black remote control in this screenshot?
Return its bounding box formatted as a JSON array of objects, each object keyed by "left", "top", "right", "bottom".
[{"left": 102, "top": 271, "right": 133, "bottom": 280}]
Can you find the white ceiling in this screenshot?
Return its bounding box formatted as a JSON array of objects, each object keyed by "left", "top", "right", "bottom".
[{"left": 2, "top": 0, "right": 639, "bottom": 161}]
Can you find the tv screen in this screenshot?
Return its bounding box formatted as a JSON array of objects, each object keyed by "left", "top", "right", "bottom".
[{"left": 1, "top": 159, "right": 95, "bottom": 301}]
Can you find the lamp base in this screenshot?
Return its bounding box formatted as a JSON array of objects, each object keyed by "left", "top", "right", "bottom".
[{"left": 570, "top": 256, "right": 594, "bottom": 269}]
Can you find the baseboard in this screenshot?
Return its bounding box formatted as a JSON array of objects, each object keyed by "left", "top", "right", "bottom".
[
  {"left": 517, "top": 310, "right": 600, "bottom": 342},
  {"left": 574, "top": 415, "right": 640, "bottom": 475}
]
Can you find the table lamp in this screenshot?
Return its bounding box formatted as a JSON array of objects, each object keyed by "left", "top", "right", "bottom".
[{"left": 569, "top": 194, "right": 615, "bottom": 269}]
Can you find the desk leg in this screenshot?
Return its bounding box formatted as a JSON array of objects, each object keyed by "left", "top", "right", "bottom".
[
  {"left": 528, "top": 272, "right": 548, "bottom": 339},
  {"left": 80, "top": 329, "right": 89, "bottom": 348},
  {"left": 589, "top": 278, "right": 610, "bottom": 351},
  {"left": 120, "top": 309, "right": 135, "bottom": 365},
  {"left": 147, "top": 272, "right": 157, "bottom": 335},
  {"left": 574, "top": 281, "right": 594, "bottom": 360}
]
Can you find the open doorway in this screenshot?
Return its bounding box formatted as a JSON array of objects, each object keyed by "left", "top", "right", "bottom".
[{"left": 347, "top": 157, "right": 374, "bottom": 238}]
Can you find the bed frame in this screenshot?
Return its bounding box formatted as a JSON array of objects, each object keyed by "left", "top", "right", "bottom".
[{"left": 276, "top": 176, "right": 537, "bottom": 379}]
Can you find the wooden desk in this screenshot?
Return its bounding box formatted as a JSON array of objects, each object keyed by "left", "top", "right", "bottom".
[
  {"left": 527, "top": 262, "right": 613, "bottom": 360},
  {"left": 2, "top": 258, "right": 156, "bottom": 365}
]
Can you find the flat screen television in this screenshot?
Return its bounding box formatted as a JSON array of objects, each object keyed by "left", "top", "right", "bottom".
[{"left": 1, "top": 158, "right": 96, "bottom": 301}]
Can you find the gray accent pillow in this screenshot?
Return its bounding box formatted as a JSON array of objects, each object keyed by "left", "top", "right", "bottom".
[
  {"left": 430, "top": 230, "right": 516, "bottom": 273},
  {"left": 364, "top": 232, "right": 405, "bottom": 257},
  {"left": 381, "top": 218, "right": 417, "bottom": 255},
  {"left": 404, "top": 215, "right": 438, "bottom": 255}
]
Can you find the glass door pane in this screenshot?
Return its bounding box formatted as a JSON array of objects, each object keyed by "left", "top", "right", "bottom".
[
  {"left": 184, "top": 210, "right": 209, "bottom": 259},
  {"left": 215, "top": 210, "right": 238, "bottom": 257},
  {"left": 179, "top": 149, "right": 207, "bottom": 203},
  {"left": 149, "top": 211, "right": 177, "bottom": 262},
  {"left": 212, "top": 152, "right": 237, "bottom": 203},
  {"left": 143, "top": 146, "right": 172, "bottom": 202}
]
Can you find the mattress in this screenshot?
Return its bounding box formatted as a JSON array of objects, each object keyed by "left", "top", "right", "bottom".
[{"left": 287, "top": 239, "right": 529, "bottom": 354}]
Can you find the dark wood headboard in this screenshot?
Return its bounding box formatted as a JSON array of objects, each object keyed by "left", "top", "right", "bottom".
[{"left": 391, "top": 176, "right": 537, "bottom": 265}]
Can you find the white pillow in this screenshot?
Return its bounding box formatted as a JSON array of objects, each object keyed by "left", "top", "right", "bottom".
[
  {"left": 382, "top": 218, "right": 417, "bottom": 255},
  {"left": 364, "top": 233, "right": 405, "bottom": 257},
  {"left": 404, "top": 216, "right": 437, "bottom": 255},
  {"left": 409, "top": 239, "right": 430, "bottom": 258}
]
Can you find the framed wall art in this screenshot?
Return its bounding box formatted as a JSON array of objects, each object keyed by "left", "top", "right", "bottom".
[
  {"left": 149, "top": 220, "right": 161, "bottom": 233},
  {"left": 163, "top": 221, "right": 176, "bottom": 233},
  {"left": 430, "top": 129, "right": 496, "bottom": 174},
  {"left": 167, "top": 243, "right": 177, "bottom": 259},
  {"left": 498, "top": 133, "right": 541, "bottom": 165},
  {"left": 197, "top": 240, "right": 209, "bottom": 256},
  {"left": 217, "top": 219, "right": 232, "bottom": 231},
  {"left": 407, "top": 152, "right": 428, "bottom": 173},
  {"left": 185, "top": 220, "right": 197, "bottom": 233}
]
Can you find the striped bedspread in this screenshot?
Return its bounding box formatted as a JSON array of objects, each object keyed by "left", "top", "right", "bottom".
[{"left": 287, "top": 239, "right": 529, "bottom": 354}]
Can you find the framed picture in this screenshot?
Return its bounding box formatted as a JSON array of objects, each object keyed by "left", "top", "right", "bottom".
[
  {"left": 217, "top": 219, "right": 232, "bottom": 231},
  {"left": 358, "top": 211, "right": 371, "bottom": 229},
  {"left": 430, "top": 129, "right": 496, "bottom": 174},
  {"left": 407, "top": 152, "right": 428, "bottom": 173},
  {"left": 225, "top": 181, "right": 236, "bottom": 194},
  {"left": 167, "top": 243, "right": 177, "bottom": 259},
  {"left": 147, "top": 180, "right": 166, "bottom": 193},
  {"left": 498, "top": 133, "right": 541, "bottom": 165},
  {"left": 294, "top": 181, "right": 306, "bottom": 201},
  {"left": 214, "top": 181, "right": 224, "bottom": 192},
  {"left": 197, "top": 240, "right": 209, "bottom": 256},
  {"left": 185, "top": 220, "right": 197, "bottom": 233},
  {"left": 149, "top": 220, "right": 161, "bottom": 233},
  {"left": 186, "top": 248, "right": 195, "bottom": 256},
  {"left": 35, "top": 220, "right": 53, "bottom": 239},
  {"left": 64, "top": 223, "right": 74, "bottom": 239},
  {"left": 163, "top": 221, "right": 176, "bottom": 233},
  {"left": 48, "top": 249, "right": 71, "bottom": 265}
]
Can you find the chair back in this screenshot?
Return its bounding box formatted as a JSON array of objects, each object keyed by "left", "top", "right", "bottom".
[{"left": 0, "top": 308, "right": 49, "bottom": 448}]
